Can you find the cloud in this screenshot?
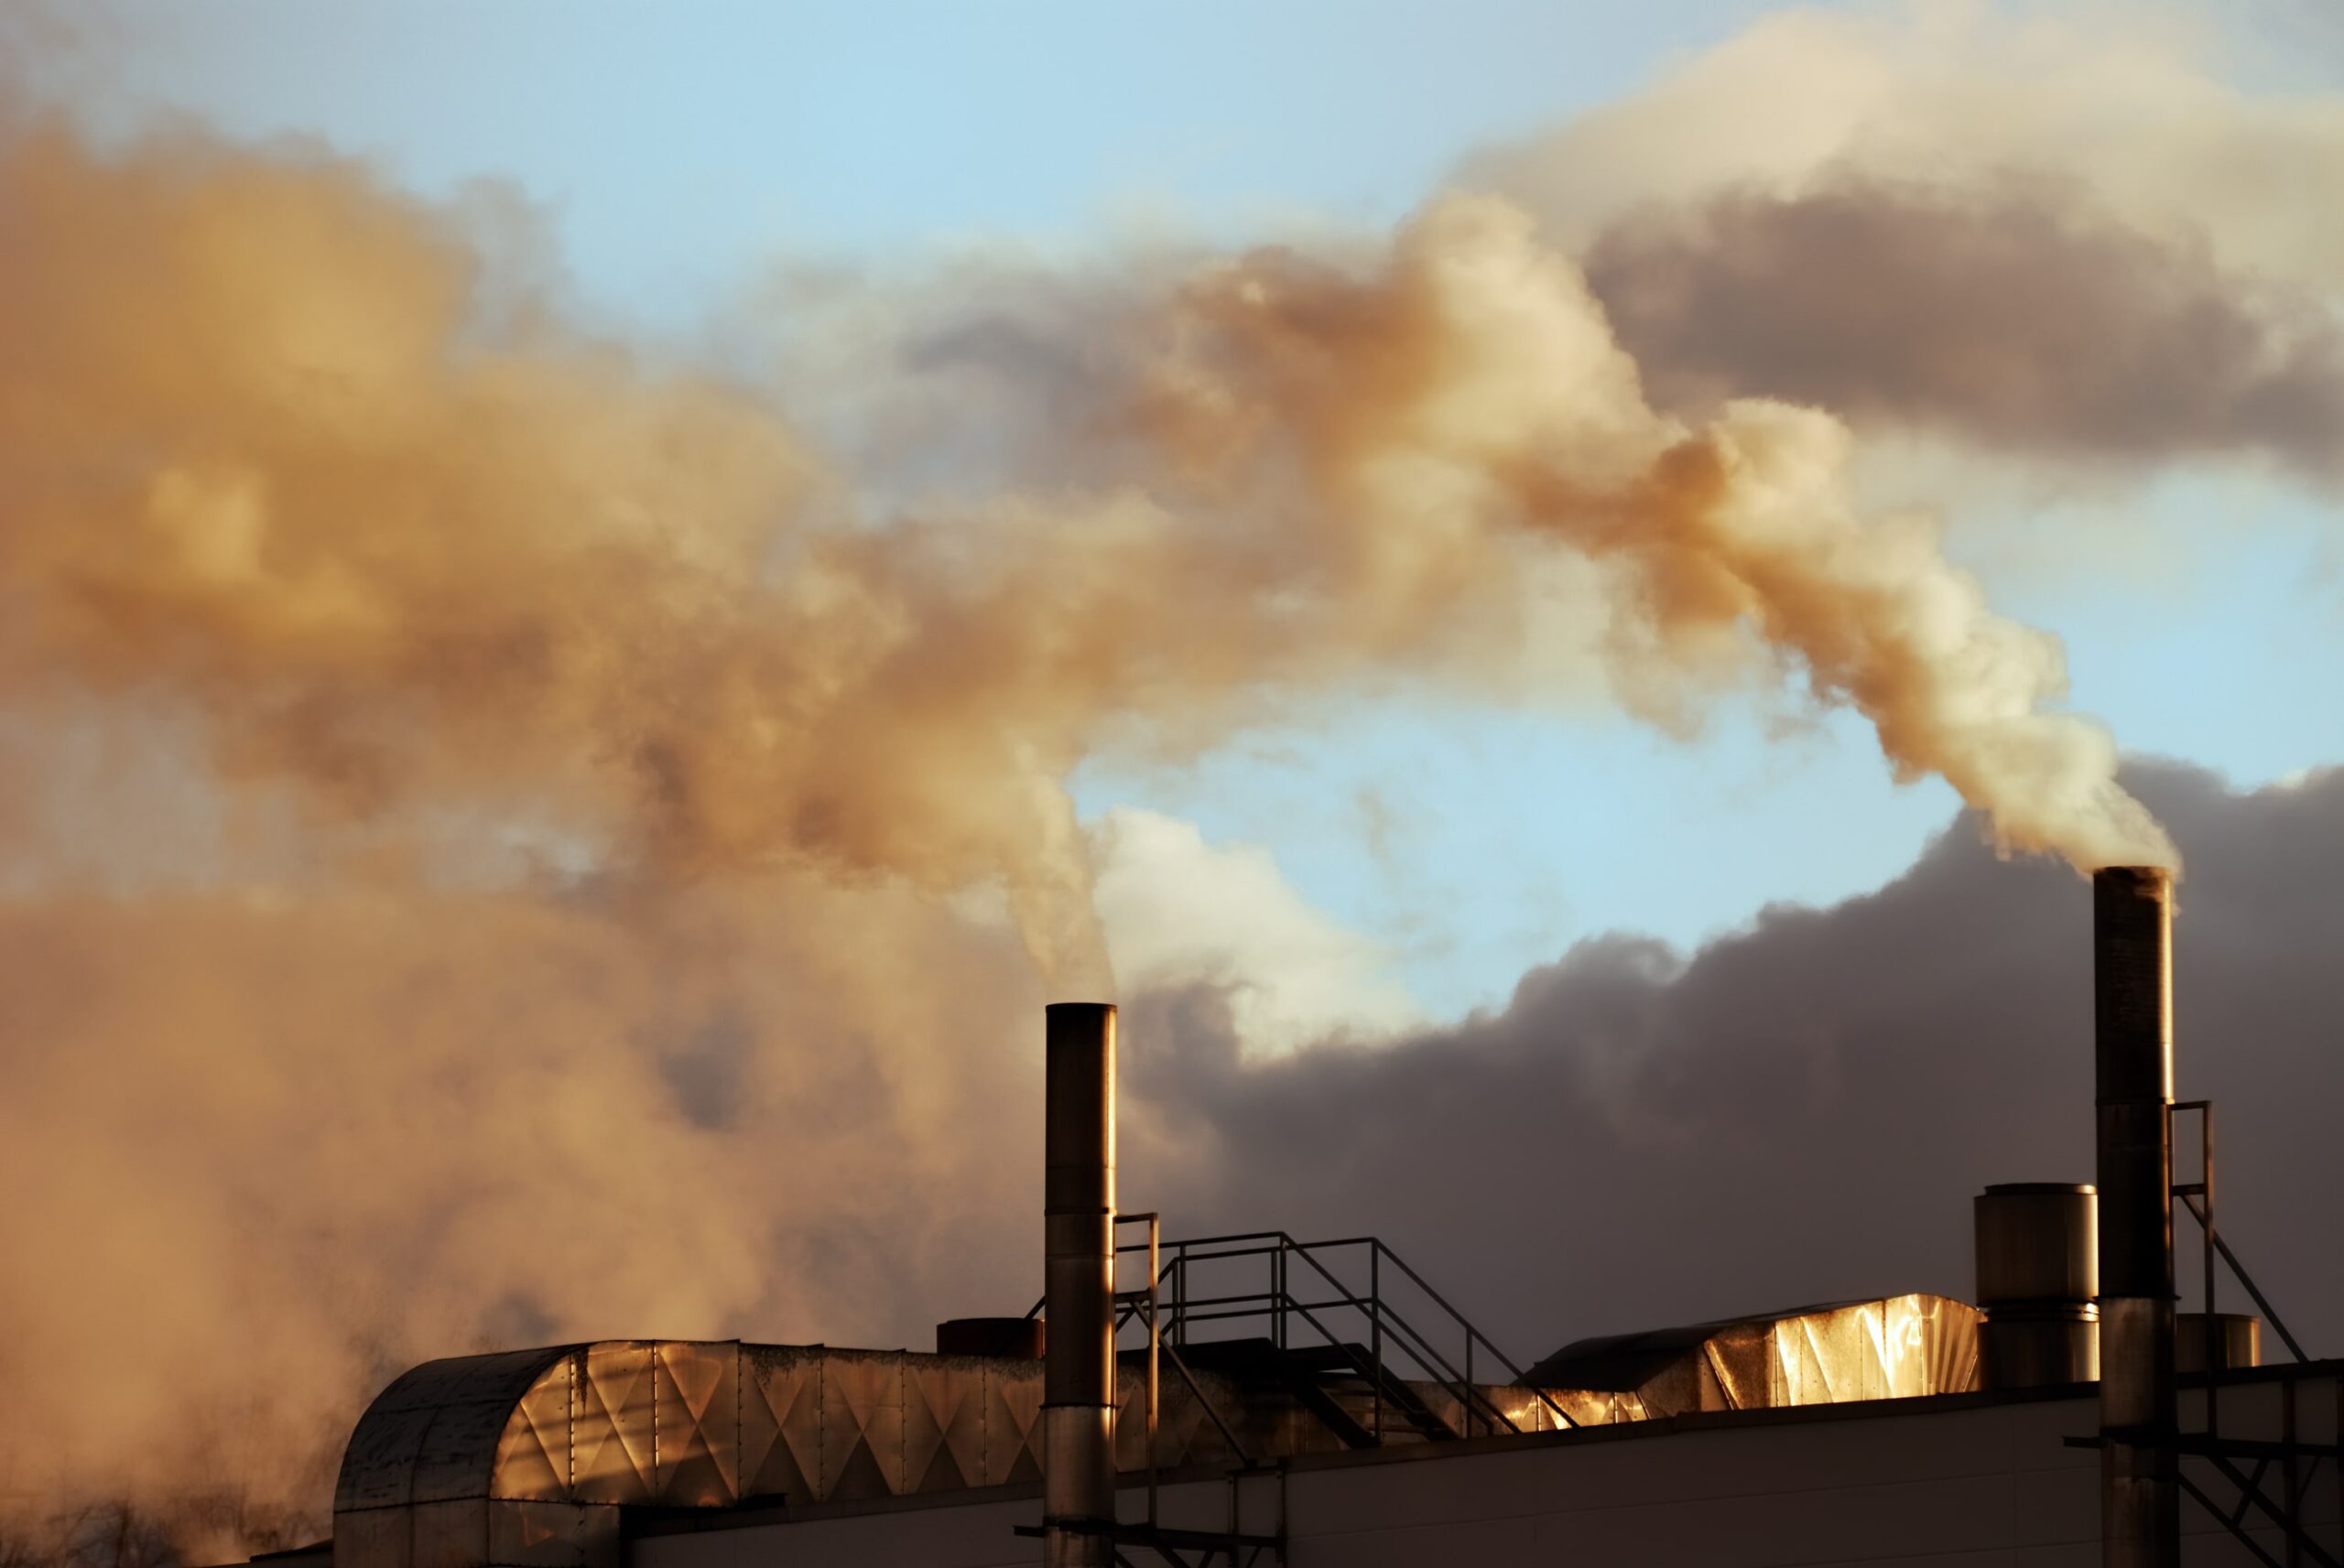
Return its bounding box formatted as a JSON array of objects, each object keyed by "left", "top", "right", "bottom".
[
  {"left": 1465, "top": 6, "right": 2344, "bottom": 289},
  {"left": 1090, "top": 807, "right": 1420, "bottom": 1057},
  {"left": 1120, "top": 762, "right": 2344, "bottom": 1365},
  {"left": 1583, "top": 176, "right": 2344, "bottom": 485},
  {"left": 1464, "top": 6, "right": 2344, "bottom": 481}
]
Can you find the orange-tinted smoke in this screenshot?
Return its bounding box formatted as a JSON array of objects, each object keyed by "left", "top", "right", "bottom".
[
  {"left": 0, "top": 103, "right": 2176, "bottom": 1555},
  {"left": 1123, "top": 197, "right": 2174, "bottom": 870},
  {"left": 0, "top": 130, "right": 2170, "bottom": 899}
]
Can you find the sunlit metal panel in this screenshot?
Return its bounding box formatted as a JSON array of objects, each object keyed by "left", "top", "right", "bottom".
[
  {"left": 377, "top": 1351, "right": 569, "bottom": 1415},
  {"left": 342, "top": 1349, "right": 580, "bottom": 1517},
  {"left": 653, "top": 1341, "right": 738, "bottom": 1507},
  {"left": 571, "top": 1344, "right": 655, "bottom": 1505},
  {"left": 1705, "top": 1324, "right": 1769, "bottom": 1410},
  {"left": 414, "top": 1400, "right": 528, "bottom": 1506},
  {"left": 1525, "top": 1294, "right": 1982, "bottom": 1421},
  {"left": 1542, "top": 1388, "right": 1643, "bottom": 1426},
  {"left": 1785, "top": 1304, "right": 1854, "bottom": 1402},
  {"left": 819, "top": 1349, "right": 905, "bottom": 1501},
  {"left": 1926, "top": 1295, "right": 1980, "bottom": 1393},
  {"left": 492, "top": 1358, "right": 574, "bottom": 1501},
  {"left": 982, "top": 1360, "right": 1045, "bottom": 1487},
  {"left": 1882, "top": 1295, "right": 1924, "bottom": 1399},
  {"left": 739, "top": 1346, "right": 820, "bottom": 1503},
  {"left": 906, "top": 1358, "right": 983, "bottom": 1493}
]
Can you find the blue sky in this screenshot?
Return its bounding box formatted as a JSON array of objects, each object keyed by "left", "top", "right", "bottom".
[
  {"left": 80, "top": 2, "right": 1784, "bottom": 276},
  {"left": 59, "top": 0, "right": 2344, "bottom": 1019}
]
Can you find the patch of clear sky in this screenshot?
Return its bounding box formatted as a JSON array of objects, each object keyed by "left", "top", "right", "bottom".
[{"left": 61, "top": 0, "right": 2344, "bottom": 1018}]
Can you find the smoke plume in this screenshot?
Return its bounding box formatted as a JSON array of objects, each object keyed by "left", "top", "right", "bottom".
[{"left": 0, "top": 9, "right": 2277, "bottom": 1553}]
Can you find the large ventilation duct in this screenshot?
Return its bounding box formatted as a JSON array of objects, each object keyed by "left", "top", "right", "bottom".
[
  {"left": 2093, "top": 866, "right": 2177, "bottom": 1568},
  {"left": 1043, "top": 1002, "right": 1117, "bottom": 1568}
]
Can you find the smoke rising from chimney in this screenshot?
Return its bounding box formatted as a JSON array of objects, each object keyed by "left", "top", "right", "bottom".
[
  {"left": 8, "top": 7, "right": 2298, "bottom": 1550},
  {"left": 0, "top": 131, "right": 2170, "bottom": 905}
]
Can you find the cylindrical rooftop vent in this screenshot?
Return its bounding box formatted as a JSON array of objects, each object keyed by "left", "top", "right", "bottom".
[
  {"left": 2176, "top": 1314, "right": 2260, "bottom": 1376},
  {"left": 938, "top": 1317, "right": 1046, "bottom": 1359},
  {"left": 2093, "top": 866, "right": 2178, "bottom": 1568},
  {"left": 1974, "top": 1183, "right": 2099, "bottom": 1388},
  {"left": 1043, "top": 1002, "right": 1116, "bottom": 1567}
]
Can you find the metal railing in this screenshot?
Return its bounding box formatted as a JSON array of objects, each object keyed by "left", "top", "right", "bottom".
[
  {"left": 1112, "top": 1230, "right": 1575, "bottom": 1442},
  {"left": 2167, "top": 1099, "right": 2338, "bottom": 1568},
  {"left": 1028, "top": 1227, "right": 1574, "bottom": 1448}
]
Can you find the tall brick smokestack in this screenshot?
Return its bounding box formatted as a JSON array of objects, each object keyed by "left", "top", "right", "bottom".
[
  {"left": 2094, "top": 866, "right": 2177, "bottom": 1568},
  {"left": 1043, "top": 1003, "right": 1117, "bottom": 1567}
]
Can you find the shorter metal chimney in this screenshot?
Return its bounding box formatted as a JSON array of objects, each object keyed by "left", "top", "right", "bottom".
[
  {"left": 2094, "top": 866, "right": 2177, "bottom": 1568},
  {"left": 2174, "top": 1314, "right": 2260, "bottom": 1375},
  {"left": 938, "top": 1317, "right": 1046, "bottom": 1358},
  {"left": 1974, "top": 1183, "right": 2099, "bottom": 1388},
  {"left": 1043, "top": 1003, "right": 1117, "bottom": 1567}
]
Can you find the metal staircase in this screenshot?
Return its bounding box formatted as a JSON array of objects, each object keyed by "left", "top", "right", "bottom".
[
  {"left": 1110, "top": 1229, "right": 1573, "bottom": 1444},
  {"left": 1023, "top": 1225, "right": 1568, "bottom": 1567},
  {"left": 1167, "top": 1338, "right": 1460, "bottom": 1448}
]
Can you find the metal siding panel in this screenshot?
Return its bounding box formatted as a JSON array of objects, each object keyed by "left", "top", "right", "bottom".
[
  {"left": 572, "top": 1344, "right": 655, "bottom": 1504},
  {"left": 654, "top": 1342, "right": 739, "bottom": 1507},
  {"left": 939, "top": 1367, "right": 986, "bottom": 1492},
  {"left": 740, "top": 1346, "right": 820, "bottom": 1504},
  {"left": 413, "top": 1400, "right": 525, "bottom": 1505},
  {"left": 372, "top": 1352, "right": 568, "bottom": 1414},
  {"left": 1414, "top": 1384, "right": 1467, "bottom": 1441},
  {"left": 819, "top": 1350, "right": 903, "bottom": 1501},
  {"left": 1795, "top": 1303, "right": 1856, "bottom": 1402},
  {"left": 1632, "top": 1357, "right": 1700, "bottom": 1418},
  {"left": 332, "top": 1509, "right": 413, "bottom": 1568},
  {"left": 1768, "top": 1319, "right": 1799, "bottom": 1404},
  {"left": 1110, "top": 1365, "right": 1146, "bottom": 1471},
  {"left": 1882, "top": 1295, "right": 1923, "bottom": 1398},
  {"left": 338, "top": 1407, "right": 440, "bottom": 1513},
  {"left": 1488, "top": 1386, "right": 1570, "bottom": 1434},
  {"left": 406, "top": 1499, "right": 486, "bottom": 1568},
  {"left": 1935, "top": 1295, "right": 1983, "bottom": 1393},
  {"left": 1528, "top": 1388, "right": 1631, "bottom": 1427},
  {"left": 491, "top": 1357, "right": 573, "bottom": 1501},
  {"left": 1151, "top": 1379, "right": 1213, "bottom": 1468},
  {"left": 982, "top": 1360, "right": 1045, "bottom": 1487},
  {"left": 906, "top": 1358, "right": 982, "bottom": 1493},
  {"left": 339, "top": 1350, "right": 581, "bottom": 1517},
  {"left": 1704, "top": 1325, "right": 1768, "bottom": 1410},
  {"left": 484, "top": 1501, "right": 619, "bottom": 1568}
]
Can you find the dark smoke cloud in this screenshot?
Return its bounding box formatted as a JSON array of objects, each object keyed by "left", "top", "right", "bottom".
[
  {"left": 1121, "top": 761, "right": 2344, "bottom": 1366},
  {"left": 1580, "top": 178, "right": 2344, "bottom": 485}
]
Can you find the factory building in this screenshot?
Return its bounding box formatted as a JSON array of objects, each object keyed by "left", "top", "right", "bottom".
[{"left": 276, "top": 870, "right": 2340, "bottom": 1566}]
